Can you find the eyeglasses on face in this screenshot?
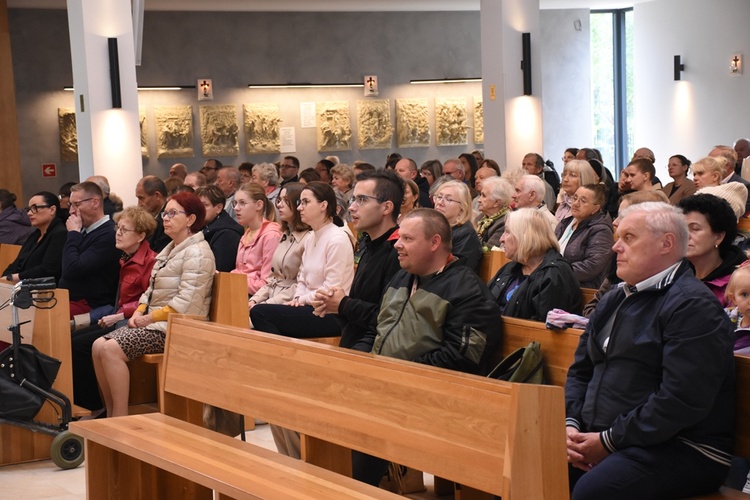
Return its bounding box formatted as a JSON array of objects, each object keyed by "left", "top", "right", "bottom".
[
  {"left": 161, "top": 209, "right": 187, "bottom": 219},
  {"left": 348, "top": 194, "right": 383, "bottom": 206},
  {"left": 24, "top": 204, "right": 51, "bottom": 214},
  {"left": 201, "top": 166, "right": 217, "bottom": 171},
  {"left": 296, "top": 198, "right": 314, "bottom": 208},
  {"left": 433, "top": 194, "right": 460, "bottom": 204},
  {"left": 70, "top": 197, "right": 95, "bottom": 209},
  {"left": 115, "top": 224, "right": 137, "bottom": 234}
]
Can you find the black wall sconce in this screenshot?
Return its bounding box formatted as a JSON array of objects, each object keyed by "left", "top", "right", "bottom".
[
  {"left": 521, "top": 33, "right": 532, "bottom": 95},
  {"left": 674, "top": 55, "right": 685, "bottom": 81},
  {"left": 108, "top": 37, "right": 122, "bottom": 108}
]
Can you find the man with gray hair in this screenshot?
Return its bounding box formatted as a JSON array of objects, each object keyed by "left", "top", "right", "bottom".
[
  {"left": 85, "top": 175, "right": 115, "bottom": 218},
  {"left": 512, "top": 175, "right": 558, "bottom": 232},
  {"left": 566, "top": 202, "right": 734, "bottom": 499},
  {"left": 216, "top": 166, "right": 242, "bottom": 221},
  {"left": 709, "top": 144, "right": 750, "bottom": 213}
]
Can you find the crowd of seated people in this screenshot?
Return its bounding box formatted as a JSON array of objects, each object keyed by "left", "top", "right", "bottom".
[{"left": 10, "top": 139, "right": 750, "bottom": 496}]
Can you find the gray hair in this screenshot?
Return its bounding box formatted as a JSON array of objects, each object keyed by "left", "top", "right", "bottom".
[
  {"left": 482, "top": 176, "right": 513, "bottom": 205},
  {"left": 444, "top": 158, "right": 464, "bottom": 174},
  {"left": 519, "top": 174, "right": 546, "bottom": 200},
  {"left": 618, "top": 201, "right": 688, "bottom": 257},
  {"left": 252, "top": 162, "right": 279, "bottom": 187}
]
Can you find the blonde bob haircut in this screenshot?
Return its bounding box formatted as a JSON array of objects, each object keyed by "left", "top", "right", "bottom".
[
  {"left": 562, "top": 160, "right": 598, "bottom": 193},
  {"left": 505, "top": 208, "right": 560, "bottom": 263},
  {"left": 434, "top": 179, "right": 473, "bottom": 226},
  {"left": 726, "top": 264, "right": 750, "bottom": 305},
  {"left": 691, "top": 156, "right": 727, "bottom": 184}
]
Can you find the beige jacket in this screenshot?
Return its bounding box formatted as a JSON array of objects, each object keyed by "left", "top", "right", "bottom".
[{"left": 139, "top": 231, "right": 215, "bottom": 332}]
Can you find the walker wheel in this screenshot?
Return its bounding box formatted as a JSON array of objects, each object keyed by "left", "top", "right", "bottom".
[{"left": 50, "top": 431, "right": 84, "bottom": 469}]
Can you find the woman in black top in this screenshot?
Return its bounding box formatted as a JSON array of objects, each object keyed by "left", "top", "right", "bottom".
[{"left": 2, "top": 191, "right": 67, "bottom": 284}]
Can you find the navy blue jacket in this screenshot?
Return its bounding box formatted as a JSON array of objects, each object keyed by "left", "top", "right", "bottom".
[{"left": 565, "top": 260, "right": 735, "bottom": 465}]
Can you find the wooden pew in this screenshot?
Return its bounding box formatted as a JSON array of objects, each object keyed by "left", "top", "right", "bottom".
[
  {"left": 0, "top": 287, "right": 86, "bottom": 466},
  {"left": 71, "top": 317, "right": 568, "bottom": 499},
  {"left": 135, "top": 271, "right": 249, "bottom": 421},
  {"left": 0, "top": 243, "right": 21, "bottom": 273},
  {"left": 479, "top": 249, "right": 509, "bottom": 283},
  {"left": 738, "top": 217, "right": 750, "bottom": 234}
]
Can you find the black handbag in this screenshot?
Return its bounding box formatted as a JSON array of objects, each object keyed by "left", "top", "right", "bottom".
[
  {"left": 487, "top": 341, "right": 545, "bottom": 384},
  {"left": 0, "top": 343, "right": 61, "bottom": 419}
]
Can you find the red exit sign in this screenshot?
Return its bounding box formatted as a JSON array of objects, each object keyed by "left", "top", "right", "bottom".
[{"left": 42, "top": 163, "right": 57, "bottom": 178}]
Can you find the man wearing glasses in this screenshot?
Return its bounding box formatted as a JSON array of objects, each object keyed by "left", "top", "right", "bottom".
[
  {"left": 136, "top": 176, "right": 170, "bottom": 252},
  {"left": 59, "top": 181, "right": 120, "bottom": 319},
  {"left": 279, "top": 156, "right": 300, "bottom": 186},
  {"left": 312, "top": 169, "right": 404, "bottom": 349},
  {"left": 200, "top": 158, "right": 222, "bottom": 184}
]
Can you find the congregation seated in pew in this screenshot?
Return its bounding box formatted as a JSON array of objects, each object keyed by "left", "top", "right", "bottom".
[
  {"left": 91, "top": 192, "right": 215, "bottom": 417},
  {"left": 195, "top": 185, "right": 243, "bottom": 272}
]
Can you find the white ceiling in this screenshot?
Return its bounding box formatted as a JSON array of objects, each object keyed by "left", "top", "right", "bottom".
[{"left": 8, "top": 0, "right": 651, "bottom": 11}]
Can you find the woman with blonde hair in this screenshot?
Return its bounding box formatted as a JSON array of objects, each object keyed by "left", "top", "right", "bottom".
[
  {"left": 555, "top": 159, "right": 598, "bottom": 222},
  {"left": 433, "top": 180, "right": 483, "bottom": 271},
  {"left": 692, "top": 156, "right": 726, "bottom": 190},
  {"left": 331, "top": 163, "right": 355, "bottom": 202},
  {"left": 488, "top": 208, "right": 581, "bottom": 320},
  {"left": 231, "top": 182, "right": 282, "bottom": 297}
]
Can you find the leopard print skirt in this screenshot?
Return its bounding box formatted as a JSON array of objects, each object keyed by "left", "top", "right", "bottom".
[{"left": 103, "top": 326, "right": 166, "bottom": 361}]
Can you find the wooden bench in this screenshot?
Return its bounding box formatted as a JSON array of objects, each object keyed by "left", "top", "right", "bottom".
[
  {"left": 129, "top": 271, "right": 249, "bottom": 418},
  {"left": 479, "top": 249, "right": 509, "bottom": 282},
  {"left": 0, "top": 287, "right": 89, "bottom": 466},
  {"left": 499, "top": 316, "right": 750, "bottom": 499},
  {"left": 0, "top": 243, "right": 21, "bottom": 273},
  {"left": 71, "top": 316, "right": 568, "bottom": 499}
]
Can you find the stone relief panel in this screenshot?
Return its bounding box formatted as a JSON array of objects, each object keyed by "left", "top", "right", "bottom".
[
  {"left": 474, "top": 96, "right": 484, "bottom": 145},
  {"left": 139, "top": 107, "right": 148, "bottom": 158},
  {"left": 396, "top": 98, "right": 430, "bottom": 148},
  {"left": 435, "top": 97, "right": 468, "bottom": 146},
  {"left": 58, "top": 108, "right": 78, "bottom": 163},
  {"left": 244, "top": 103, "right": 281, "bottom": 154},
  {"left": 156, "top": 105, "right": 194, "bottom": 159},
  {"left": 200, "top": 105, "right": 239, "bottom": 157},
  {"left": 316, "top": 101, "right": 352, "bottom": 152},
  {"left": 356, "top": 100, "right": 393, "bottom": 150}
]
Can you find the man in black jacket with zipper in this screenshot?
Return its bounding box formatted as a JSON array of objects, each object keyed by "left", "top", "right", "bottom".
[
  {"left": 565, "top": 202, "right": 734, "bottom": 499},
  {"left": 312, "top": 169, "right": 403, "bottom": 348}
]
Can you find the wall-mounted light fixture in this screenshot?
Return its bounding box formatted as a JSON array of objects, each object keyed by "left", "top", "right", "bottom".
[
  {"left": 521, "top": 32, "right": 532, "bottom": 96},
  {"left": 108, "top": 38, "right": 122, "bottom": 108},
  {"left": 63, "top": 85, "right": 197, "bottom": 91},
  {"left": 731, "top": 54, "right": 743, "bottom": 75},
  {"left": 198, "top": 79, "right": 213, "bottom": 100},
  {"left": 248, "top": 82, "right": 364, "bottom": 89},
  {"left": 674, "top": 55, "right": 685, "bottom": 81},
  {"left": 409, "top": 78, "right": 481, "bottom": 85}
]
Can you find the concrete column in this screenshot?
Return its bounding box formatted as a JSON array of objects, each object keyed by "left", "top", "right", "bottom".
[
  {"left": 0, "top": 0, "right": 23, "bottom": 201},
  {"left": 66, "top": 0, "right": 141, "bottom": 206},
  {"left": 480, "top": 0, "right": 543, "bottom": 171}
]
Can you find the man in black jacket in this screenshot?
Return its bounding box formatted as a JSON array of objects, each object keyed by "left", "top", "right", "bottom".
[
  {"left": 312, "top": 169, "right": 403, "bottom": 348},
  {"left": 566, "top": 202, "right": 734, "bottom": 499}
]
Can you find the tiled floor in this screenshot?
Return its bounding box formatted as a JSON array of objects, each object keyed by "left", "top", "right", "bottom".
[{"left": 0, "top": 423, "right": 449, "bottom": 500}]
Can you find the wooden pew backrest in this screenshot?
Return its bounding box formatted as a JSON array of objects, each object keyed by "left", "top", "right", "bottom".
[
  {"left": 162, "top": 317, "right": 568, "bottom": 499},
  {"left": 501, "top": 316, "right": 584, "bottom": 388},
  {"left": 0, "top": 243, "right": 21, "bottom": 274}
]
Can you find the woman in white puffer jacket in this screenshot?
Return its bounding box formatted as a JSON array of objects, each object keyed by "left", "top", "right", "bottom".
[{"left": 92, "top": 191, "right": 215, "bottom": 417}]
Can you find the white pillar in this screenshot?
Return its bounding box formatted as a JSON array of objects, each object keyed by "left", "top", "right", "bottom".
[
  {"left": 66, "top": 0, "right": 142, "bottom": 206},
  {"left": 480, "top": 0, "right": 543, "bottom": 171}
]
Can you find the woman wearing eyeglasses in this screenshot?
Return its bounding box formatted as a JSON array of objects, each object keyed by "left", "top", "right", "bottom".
[
  {"left": 250, "top": 183, "right": 311, "bottom": 312},
  {"left": 2, "top": 191, "right": 67, "bottom": 283},
  {"left": 433, "top": 180, "right": 483, "bottom": 272},
  {"left": 195, "top": 185, "right": 243, "bottom": 272},
  {"left": 230, "top": 183, "right": 282, "bottom": 297},
  {"left": 92, "top": 191, "right": 215, "bottom": 417},
  {"left": 251, "top": 181, "right": 354, "bottom": 338},
  {"left": 71, "top": 206, "right": 157, "bottom": 411},
  {"left": 554, "top": 183, "right": 614, "bottom": 289}
]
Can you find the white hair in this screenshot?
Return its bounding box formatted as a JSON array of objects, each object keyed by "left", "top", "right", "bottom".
[{"left": 618, "top": 201, "right": 688, "bottom": 257}]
